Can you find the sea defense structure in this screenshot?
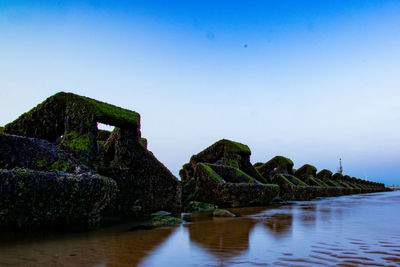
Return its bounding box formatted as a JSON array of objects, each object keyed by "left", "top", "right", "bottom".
[
  {"left": 255, "top": 156, "right": 314, "bottom": 201},
  {"left": 0, "top": 133, "right": 118, "bottom": 228},
  {"left": 179, "top": 139, "right": 279, "bottom": 208},
  {"left": 1, "top": 92, "right": 181, "bottom": 228},
  {"left": 255, "top": 156, "right": 388, "bottom": 201}
]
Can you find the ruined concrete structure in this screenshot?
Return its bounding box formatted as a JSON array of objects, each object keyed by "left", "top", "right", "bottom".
[
  {"left": 180, "top": 139, "right": 280, "bottom": 208},
  {"left": 2, "top": 92, "right": 181, "bottom": 228},
  {"left": 0, "top": 92, "right": 390, "bottom": 229},
  {"left": 255, "top": 156, "right": 387, "bottom": 201}
]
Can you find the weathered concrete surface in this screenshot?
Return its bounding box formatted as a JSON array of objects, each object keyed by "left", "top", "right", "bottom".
[
  {"left": 180, "top": 139, "right": 279, "bottom": 208},
  {"left": 3, "top": 92, "right": 181, "bottom": 218},
  {"left": 0, "top": 168, "right": 117, "bottom": 229},
  {"left": 95, "top": 127, "right": 181, "bottom": 215},
  {"left": 0, "top": 133, "right": 90, "bottom": 173}
]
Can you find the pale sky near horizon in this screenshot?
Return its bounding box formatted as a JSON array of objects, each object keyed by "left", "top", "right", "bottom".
[{"left": 0, "top": 0, "right": 399, "bottom": 184}]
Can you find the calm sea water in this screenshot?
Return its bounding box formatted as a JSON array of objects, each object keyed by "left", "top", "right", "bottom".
[{"left": 1, "top": 191, "right": 400, "bottom": 266}]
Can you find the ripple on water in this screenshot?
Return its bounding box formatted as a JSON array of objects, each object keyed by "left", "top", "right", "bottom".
[{"left": 1, "top": 191, "right": 400, "bottom": 267}]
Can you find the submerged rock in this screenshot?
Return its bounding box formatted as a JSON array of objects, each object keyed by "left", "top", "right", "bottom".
[
  {"left": 149, "top": 215, "right": 185, "bottom": 227},
  {"left": 213, "top": 209, "right": 236, "bottom": 217},
  {"left": 187, "top": 201, "right": 217, "bottom": 212}
]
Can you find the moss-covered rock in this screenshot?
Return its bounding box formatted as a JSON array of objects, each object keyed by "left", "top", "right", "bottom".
[
  {"left": 181, "top": 139, "right": 266, "bottom": 184},
  {"left": 0, "top": 168, "right": 118, "bottom": 229},
  {"left": 256, "top": 156, "right": 294, "bottom": 179},
  {"left": 190, "top": 162, "right": 279, "bottom": 208},
  {"left": 316, "top": 169, "right": 333, "bottom": 181},
  {"left": 187, "top": 201, "right": 218, "bottom": 212},
  {"left": 180, "top": 139, "right": 270, "bottom": 208},
  {"left": 4, "top": 92, "right": 141, "bottom": 166},
  {"left": 97, "top": 129, "right": 112, "bottom": 141},
  {"left": 140, "top": 137, "right": 148, "bottom": 148},
  {"left": 149, "top": 215, "right": 184, "bottom": 227},
  {"left": 0, "top": 134, "right": 90, "bottom": 173},
  {"left": 294, "top": 164, "right": 318, "bottom": 184},
  {"left": 180, "top": 140, "right": 279, "bottom": 208},
  {"left": 95, "top": 127, "right": 181, "bottom": 216},
  {"left": 3, "top": 92, "right": 181, "bottom": 217}
]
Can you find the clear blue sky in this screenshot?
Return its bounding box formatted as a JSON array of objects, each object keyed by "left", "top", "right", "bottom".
[{"left": 1, "top": 0, "right": 399, "bottom": 184}]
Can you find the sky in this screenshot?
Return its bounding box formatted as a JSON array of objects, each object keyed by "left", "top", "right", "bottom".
[{"left": 0, "top": 0, "right": 399, "bottom": 185}]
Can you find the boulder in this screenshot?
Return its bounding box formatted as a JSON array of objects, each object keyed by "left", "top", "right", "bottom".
[
  {"left": 0, "top": 133, "right": 90, "bottom": 173},
  {"left": 4, "top": 92, "right": 141, "bottom": 166},
  {"left": 256, "top": 157, "right": 316, "bottom": 201},
  {"left": 180, "top": 139, "right": 266, "bottom": 185},
  {"left": 186, "top": 201, "right": 217, "bottom": 212},
  {"left": 0, "top": 168, "right": 117, "bottom": 229},
  {"left": 180, "top": 139, "right": 279, "bottom": 208},
  {"left": 149, "top": 215, "right": 185, "bottom": 227},
  {"left": 294, "top": 164, "right": 318, "bottom": 185},
  {"left": 95, "top": 127, "right": 181, "bottom": 215},
  {"left": 3, "top": 92, "right": 181, "bottom": 217},
  {"left": 213, "top": 209, "right": 236, "bottom": 217},
  {"left": 187, "top": 162, "right": 279, "bottom": 208},
  {"left": 256, "top": 156, "right": 294, "bottom": 180}
]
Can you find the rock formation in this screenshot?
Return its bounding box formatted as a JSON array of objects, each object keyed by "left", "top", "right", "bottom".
[
  {"left": 1, "top": 92, "right": 181, "bottom": 229},
  {"left": 0, "top": 168, "right": 117, "bottom": 229},
  {"left": 0, "top": 91, "right": 389, "bottom": 230},
  {"left": 180, "top": 139, "right": 279, "bottom": 208},
  {"left": 255, "top": 156, "right": 388, "bottom": 201}
]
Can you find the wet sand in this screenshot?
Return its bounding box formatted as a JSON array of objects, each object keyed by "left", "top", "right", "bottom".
[{"left": 1, "top": 191, "right": 400, "bottom": 266}]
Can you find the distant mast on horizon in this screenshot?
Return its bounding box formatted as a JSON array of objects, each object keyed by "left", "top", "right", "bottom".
[{"left": 338, "top": 158, "right": 343, "bottom": 174}]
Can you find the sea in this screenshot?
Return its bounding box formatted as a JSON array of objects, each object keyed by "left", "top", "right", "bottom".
[{"left": 1, "top": 190, "right": 399, "bottom": 266}]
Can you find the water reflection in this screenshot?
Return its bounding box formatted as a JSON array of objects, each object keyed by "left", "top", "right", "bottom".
[
  {"left": 0, "top": 225, "right": 176, "bottom": 267},
  {"left": 263, "top": 212, "right": 293, "bottom": 237},
  {"left": 1, "top": 191, "right": 400, "bottom": 266},
  {"left": 186, "top": 217, "right": 257, "bottom": 259}
]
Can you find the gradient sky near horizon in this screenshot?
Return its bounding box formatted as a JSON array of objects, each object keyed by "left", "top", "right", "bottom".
[{"left": 1, "top": 0, "right": 399, "bottom": 184}]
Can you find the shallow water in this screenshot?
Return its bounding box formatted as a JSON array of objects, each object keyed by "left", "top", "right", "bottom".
[{"left": 1, "top": 191, "right": 400, "bottom": 266}]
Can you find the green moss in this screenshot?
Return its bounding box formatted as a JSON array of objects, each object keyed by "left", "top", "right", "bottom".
[
  {"left": 222, "top": 158, "right": 240, "bottom": 168},
  {"left": 311, "top": 177, "right": 329, "bottom": 188},
  {"left": 150, "top": 215, "right": 184, "bottom": 227},
  {"left": 278, "top": 174, "right": 295, "bottom": 186},
  {"left": 219, "top": 139, "right": 251, "bottom": 154},
  {"left": 50, "top": 160, "right": 70, "bottom": 172},
  {"left": 348, "top": 182, "right": 361, "bottom": 189},
  {"left": 15, "top": 169, "right": 29, "bottom": 179},
  {"left": 185, "top": 191, "right": 198, "bottom": 203},
  {"left": 327, "top": 180, "right": 341, "bottom": 187},
  {"left": 318, "top": 180, "right": 329, "bottom": 188},
  {"left": 235, "top": 168, "right": 256, "bottom": 183},
  {"left": 339, "top": 181, "right": 354, "bottom": 189},
  {"left": 37, "top": 158, "right": 47, "bottom": 168},
  {"left": 188, "top": 201, "right": 217, "bottom": 211},
  {"left": 140, "top": 137, "right": 148, "bottom": 148},
  {"left": 53, "top": 92, "right": 140, "bottom": 125},
  {"left": 270, "top": 156, "right": 294, "bottom": 166},
  {"left": 264, "top": 183, "right": 280, "bottom": 191},
  {"left": 61, "top": 131, "right": 90, "bottom": 151},
  {"left": 289, "top": 175, "right": 307, "bottom": 186},
  {"left": 198, "top": 163, "right": 224, "bottom": 183}
]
